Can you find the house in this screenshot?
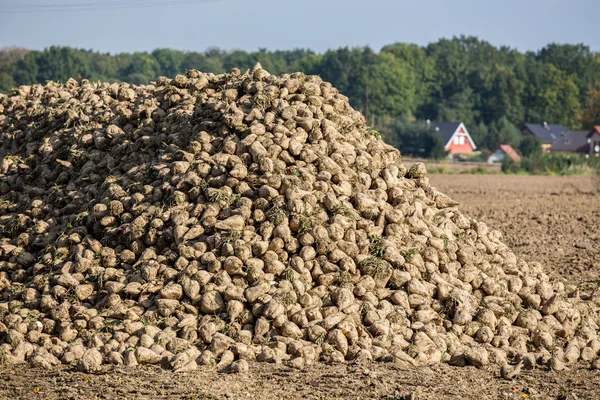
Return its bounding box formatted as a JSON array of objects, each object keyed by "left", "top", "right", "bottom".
[
  {"left": 521, "top": 123, "right": 568, "bottom": 150},
  {"left": 588, "top": 126, "right": 600, "bottom": 156},
  {"left": 549, "top": 131, "right": 590, "bottom": 153},
  {"left": 431, "top": 121, "right": 477, "bottom": 155},
  {"left": 487, "top": 144, "right": 521, "bottom": 164}
]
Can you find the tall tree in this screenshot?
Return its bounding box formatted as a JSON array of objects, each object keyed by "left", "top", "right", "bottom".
[
  {"left": 534, "top": 64, "right": 581, "bottom": 127},
  {"left": 577, "top": 82, "right": 600, "bottom": 129},
  {"left": 380, "top": 42, "right": 435, "bottom": 108},
  {"left": 121, "top": 52, "right": 160, "bottom": 84},
  {"left": 537, "top": 43, "right": 600, "bottom": 104},
  {"left": 152, "top": 48, "right": 185, "bottom": 77}
]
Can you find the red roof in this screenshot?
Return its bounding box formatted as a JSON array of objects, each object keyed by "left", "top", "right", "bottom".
[{"left": 499, "top": 144, "right": 521, "bottom": 162}]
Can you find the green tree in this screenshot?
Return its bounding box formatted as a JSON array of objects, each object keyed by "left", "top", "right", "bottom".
[
  {"left": 381, "top": 42, "right": 435, "bottom": 107},
  {"left": 378, "top": 118, "right": 447, "bottom": 159},
  {"left": 0, "top": 73, "right": 16, "bottom": 92},
  {"left": 0, "top": 38, "right": 598, "bottom": 143},
  {"left": 364, "top": 52, "right": 418, "bottom": 120},
  {"left": 121, "top": 52, "right": 160, "bottom": 84},
  {"left": 152, "top": 48, "right": 185, "bottom": 77},
  {"left": 537, "top": 43, "right": 600, "bottom": 104},
  {"left": 534, "top": 64, "right": 581, "bottom": 128},
  {"left": 577, "top": 82, "right": 600, "bottom": 129},
  {"left": 31, "top": 46, "right": 90, "bottom": 83},
  {"left": 182, "top": 50, "right": 225, "bottom": 73},
  {"left": 485, "top": 116, "right": 522, "bottom": 150},
  {"left": 519, "top": 135, "right": 542, "bottom": 157}
]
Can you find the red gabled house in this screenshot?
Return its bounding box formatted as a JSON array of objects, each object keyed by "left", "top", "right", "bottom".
[{"left": 432, "top": 122, "right": 477, "bottom": 155}]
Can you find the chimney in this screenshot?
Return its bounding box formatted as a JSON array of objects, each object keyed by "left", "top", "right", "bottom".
[{"left": 543, "top": 122, "right": 548, "bottom": 129}]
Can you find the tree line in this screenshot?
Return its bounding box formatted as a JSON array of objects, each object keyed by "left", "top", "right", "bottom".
[{"left": 1, "top": 36, "right": 599, "bottom": 156}]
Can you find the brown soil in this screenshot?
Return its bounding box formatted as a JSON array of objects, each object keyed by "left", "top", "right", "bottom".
[{"left": 1, "top": 174, "right": 599, "bottom": 400}]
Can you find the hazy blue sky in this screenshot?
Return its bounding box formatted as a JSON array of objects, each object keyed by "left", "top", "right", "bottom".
[{"left": 0, "top": 0, "right": 598, "bottom": 54}]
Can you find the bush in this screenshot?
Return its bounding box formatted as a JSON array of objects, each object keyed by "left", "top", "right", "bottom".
[
  {"left": 501, "top": 157, "right": 519, "bottom": 173},
  {"left": 504, "top": 153, "right": 600, "bottom": 175}
]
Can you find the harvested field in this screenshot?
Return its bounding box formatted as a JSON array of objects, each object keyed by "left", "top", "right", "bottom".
[{"left": 1, "top": 174, "right": 599, "bottom": 400}]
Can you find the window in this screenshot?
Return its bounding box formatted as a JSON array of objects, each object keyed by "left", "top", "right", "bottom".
[
  {"left": 459, "top": 136, "right": 465, "bottom": 145},
  {"left": 454, "top": 136, "right": 459, "bottom": 145}
]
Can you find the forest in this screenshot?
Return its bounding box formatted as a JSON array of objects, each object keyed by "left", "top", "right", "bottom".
[{"left": 1, "top": 36, "right": 599, "bottom": 156}]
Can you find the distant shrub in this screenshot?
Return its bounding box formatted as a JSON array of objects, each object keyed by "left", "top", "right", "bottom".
[
  {"left": 504, "top": 153, "right": 600, "bottom": 175},
  {"left": 501, "top": 157, "right": 519, "bottom": 173},
  {"left": 460, "top": 166, "right": 489, "bottom": 174}
]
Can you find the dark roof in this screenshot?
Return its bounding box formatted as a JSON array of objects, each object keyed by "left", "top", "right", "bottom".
[
  {"left": 432, "top": 122, "right": 461, "bottom": 145},
  {"left": 588, "top": 126, "right": 600, "bottom": 137},
  {"left": 550, "top": 131, "right": 589, "bottom": 152},
  {"left": 522, "top": 123, "right": 568, "bottom": 144}
]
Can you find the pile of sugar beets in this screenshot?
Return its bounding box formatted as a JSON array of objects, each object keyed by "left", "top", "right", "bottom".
[{"left": 0, "top": 64, "right": 599, "bottom": 375}]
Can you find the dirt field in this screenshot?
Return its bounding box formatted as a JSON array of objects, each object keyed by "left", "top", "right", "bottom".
[{"left": 0, "top": 174, "right": 599, "bottom": 400}]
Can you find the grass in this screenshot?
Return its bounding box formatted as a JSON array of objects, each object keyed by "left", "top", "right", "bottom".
[
  {"left": 25, "top": 313, "right": 39, "bottom": 322},
  {"left": 315, "top": 333, "right": 326, "bottom": 346},
  {"left": 207, "top": 189, "right": 239, "bottom": 206},
  {"left": 427, "top": 166, "right": 448, "bottom": 174},
  {"left": 502, "top": 153, "right": 600, "bottom": 176},
  {"left": 359, "top": 256, "right": 390, "bottom": 279},
  {"left": 336, "top": 270, "right": 352, "bottom": 286},
  {"left": 274, "top": 292, "right": 296, "bottom": 307},
  {"left": 140, "top": 316, "right": 165, "bottom": 327},
  {"left": 190, "top": 141, "right": 202, "bottom": 155},
  {"left": 54, "top": 247, "right": 69, "bottom": 260},
  {"left": 421, "top": 269, "right": 432, "bottom": 281},
  {"left": 219, "top": 323, "right": 232, "bottom": 336},
  {"left": 369, "top": 234, "right": 385, "bottom": 258},
  {"left": 441, "top": 235, "right": 449, "bottom": 247},
  {"left": 99, "top": 319, "right": 115, "bottom": 334},
  {"left": 298, "top": 215, "right": 315, "bottom": 234},
  {"left": 220, "top": 230, "right": 241, "bottom": 246},
  {"left": 333, "top": 204, "right": 360, "bottom": 221},
  {"left": 367, "top": 129, "right": 381, "bottom": 139},
  {"left": 74, "top": 211, "right": 89, "bottom": 224},
  {"left": 266, "top": 204, "right": 286, "bottom": 224},
  {"left": 66, "top": 290, "right": 79, "bottom": 304},
  {"left": 261, "top": 336, "right": 272, "bottom": 346},
  {"left": 403, "top": 248, "right": 418, "bottom": 262},
  {"left": 283, "top": 268, "right": 295, "bottom": 282},
  {"left": 459, "top": 166, "right": 489, "bottom": 175},
  {"left": 254, "top": 93, "right": 274, "bottom": 110}
]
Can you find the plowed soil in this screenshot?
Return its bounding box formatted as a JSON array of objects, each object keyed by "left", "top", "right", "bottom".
[{"left": 1, "top": 174, "right": 599, "bottom": 400}]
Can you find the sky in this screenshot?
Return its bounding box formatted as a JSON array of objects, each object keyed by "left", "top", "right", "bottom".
[{"left": 0, "top": 0, "right": 598, "bottom": 54}]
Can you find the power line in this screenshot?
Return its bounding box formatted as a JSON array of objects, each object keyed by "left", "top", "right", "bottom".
[{"left": 0, "top": 0, "right": 217, "bottom": 13}]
